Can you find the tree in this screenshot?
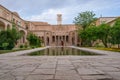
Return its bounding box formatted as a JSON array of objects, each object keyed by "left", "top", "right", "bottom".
[
  {"left": 79, "top": 23, "right": 111, "bottom": 47},
  {"left": 96, "top": 23, "right": 110, "bottom": 48},
  {"left": 79, "top": 26, "right": 98, "bottom": 46},
  {"left": 0, "top": 28, "right": 22, "bottom": 50},
  {"left": 0, "top": 22, "right": 22, "bottom": 50},
  {"left": 110, "top": 19, "right": 120, "bottom": 48},
  {"left": 74, "top": 11, "right": 97, "bottom": 46},
  {"left": 11, "top": 27, "right": 22, "bottom": 44},
  {"left": 27, "top": 33, "right": 41, "bottom": 48},
  {"left": 74, "top": 11, "right": 96, "bottom": 30}
]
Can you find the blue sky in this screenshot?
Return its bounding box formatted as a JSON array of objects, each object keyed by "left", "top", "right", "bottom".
[{"left": 0, "top": 0, "right": 120, "bottom": 24}]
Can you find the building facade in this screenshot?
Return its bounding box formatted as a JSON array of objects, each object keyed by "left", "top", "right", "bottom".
[
  {"left": 30, "top": 14, "right": 78, "bottom": 46},
  {"left": 0, "top": 5, "right": 28, "bottom": 47},
  {"left": 0, "top": 5, "right": 119, "bottom": 47},
  {"left": 0, "top": 5, "right": 78, "bottom": 46}
]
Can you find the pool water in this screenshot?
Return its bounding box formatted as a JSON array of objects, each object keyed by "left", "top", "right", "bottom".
[{"left": 27, "top": 47, "right": 100, "bottom": 56}]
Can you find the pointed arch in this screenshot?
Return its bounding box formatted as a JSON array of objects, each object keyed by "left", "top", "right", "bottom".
[
  {"left": 19, "top": 30, "right": 26, "bottom": 43},
  {"left": 0, "top": 20, "right": 5, "bottom": 31}
]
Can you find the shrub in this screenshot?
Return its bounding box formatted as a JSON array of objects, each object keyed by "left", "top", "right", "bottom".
[
  {"left": 2, "top": 43, "right": 9, "bottom": 50},
  {"left": 0, "top": 24, "right": 22, "bottom": 50},
  {"left": 27, "top": 33, "right": 42, "bottom": 47},
  {"left": 19, "top": 45, "right": 24, "bottom": 48},
  {"left": 24, "top": 44, "right": 28, "bottom": 48}
]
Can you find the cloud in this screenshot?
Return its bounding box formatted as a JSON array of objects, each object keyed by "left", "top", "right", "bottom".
[
  {"left": 1, "top": 0, "right": 120, "bottom": 24},
  {"left": 25, "top": 0, "right": 120, "bottom": 24},
  {"left": 26, "top": 8, "right": 67, "bottom": 24}
]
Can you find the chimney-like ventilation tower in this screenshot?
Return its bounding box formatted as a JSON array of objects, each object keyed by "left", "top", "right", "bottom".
[{"left": 57, "top": 14, "right": 62, "bottom": 25}]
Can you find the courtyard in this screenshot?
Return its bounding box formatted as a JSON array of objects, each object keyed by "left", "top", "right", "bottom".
[
  {"left": 0, "top": 1, "right": 120, "bottom": 80},
  {"left": 0, "top": 46, "right": 120, "bottom": 80}
]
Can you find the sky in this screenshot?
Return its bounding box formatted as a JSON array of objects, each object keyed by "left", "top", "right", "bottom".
[{"left": 0, "top": 0, "right": 120, "bottom": 24}]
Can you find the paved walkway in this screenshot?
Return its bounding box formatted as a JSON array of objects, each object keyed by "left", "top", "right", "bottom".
[{"left": 0, "top": 46, "right": 120, "bottom": 80}]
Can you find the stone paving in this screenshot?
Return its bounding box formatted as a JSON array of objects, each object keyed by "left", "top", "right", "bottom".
[{"left": 0, "top": 46, "right": 120, "bottom": 80}]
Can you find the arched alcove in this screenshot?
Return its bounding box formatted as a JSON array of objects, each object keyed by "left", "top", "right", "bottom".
[
  {"left": 47, "top": 37, "right": 49, "bottom": 46},
  {"left": 19, "top": 30, "right": 26, "bottom": 43},
  {"left": 0, "top": 21, "right": 5, "bottom": 31},
  {"left": 7, "top": 24, "right": 10, "bottom": 30}
]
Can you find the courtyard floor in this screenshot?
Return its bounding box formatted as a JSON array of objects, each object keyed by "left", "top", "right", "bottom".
[{"left": 0, "top": 46, "right": 120, "bottom": 80}]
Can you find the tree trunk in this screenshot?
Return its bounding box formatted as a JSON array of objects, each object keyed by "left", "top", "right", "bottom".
[
  {"left": 118, "top": 44, "right": 120, "bottom": 48},
  {"left": 108, "top": 43, "right": 112, "bottom": 48},
  {"left": 90, "top": 40, "right": 94, "bottom": 47},
  {"left": 102, "top": 39, "right": 108, "bottom": 48}
]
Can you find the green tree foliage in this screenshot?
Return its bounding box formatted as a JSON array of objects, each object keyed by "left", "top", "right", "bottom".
[
  {"left": 75, "top": 12, "right": 120, "bottom": 48},
  {"left": 79, "top": 23, "right": 111, "bottom": 47},
  {"left": 79, "top": 26, "right": 98, "bottom": 46},
  {"left": 11, "top": 28, "right": 22, "bottom": 44},
  {"left": 0, "top": 28, "right": 22, "bottom": 50},
  {"left": 27, "top": 33, "right": 41, "bottom": 48},
  {"left": 97, "top": 24, "right": 110, "bottom": 48},
  {"left": 110, "top": 19, "right": 120, "bottom": 48},
  {"left": 79, "top": 22, "right": 120, "bottom": 48},
  {"left": 74, "top": 11, "right": 96, "bottom": 30}
]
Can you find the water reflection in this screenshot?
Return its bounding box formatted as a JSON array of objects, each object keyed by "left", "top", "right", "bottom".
[{"left": 28, "top": 47, "right": 99, "bottom": 56}]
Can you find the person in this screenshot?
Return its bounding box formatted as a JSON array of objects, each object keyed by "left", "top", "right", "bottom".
[{"left": 61, "top": 40, "right": 64, "bottom": 46}]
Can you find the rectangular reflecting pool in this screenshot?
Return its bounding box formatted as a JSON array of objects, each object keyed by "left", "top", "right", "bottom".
[{"left": 27, "top": 47, "right": 100, "bottom": 56}]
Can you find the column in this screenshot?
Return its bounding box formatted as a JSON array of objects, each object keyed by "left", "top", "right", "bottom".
[
  {"left": 58, "top": 36, "right": 59, "bottom": 46},
  {"left": 55, "top": 35, "right": 56, "bottom": 46},
  {"left": 44, "top": 31, "right": 47, "bottom": 46},
  {"left": 56, "top": 35, "right": 58, "bottom": 46},
  {"left": 24, "top": 32, "right": 27, "bottom": 43},
  {"left": 74, "top": 32, "right": 77, "bottom": 46},
  {"left": 5, "top": 24, "right": 7, "bottom": 30},
  {"left": 65, "top": 36, "right": 66, "bottom": 46},
  {"left": 62, "top": 36, "right": 64, "bottom": 46},
  {"left": 49, "top": 32, "right": 52, "bottom": 46},
  {"left": 69, "top": 32, "right": 72, "bottom": 46},
  {"left": 57, "top": 36, "right": 59, "bottom": 46}
]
